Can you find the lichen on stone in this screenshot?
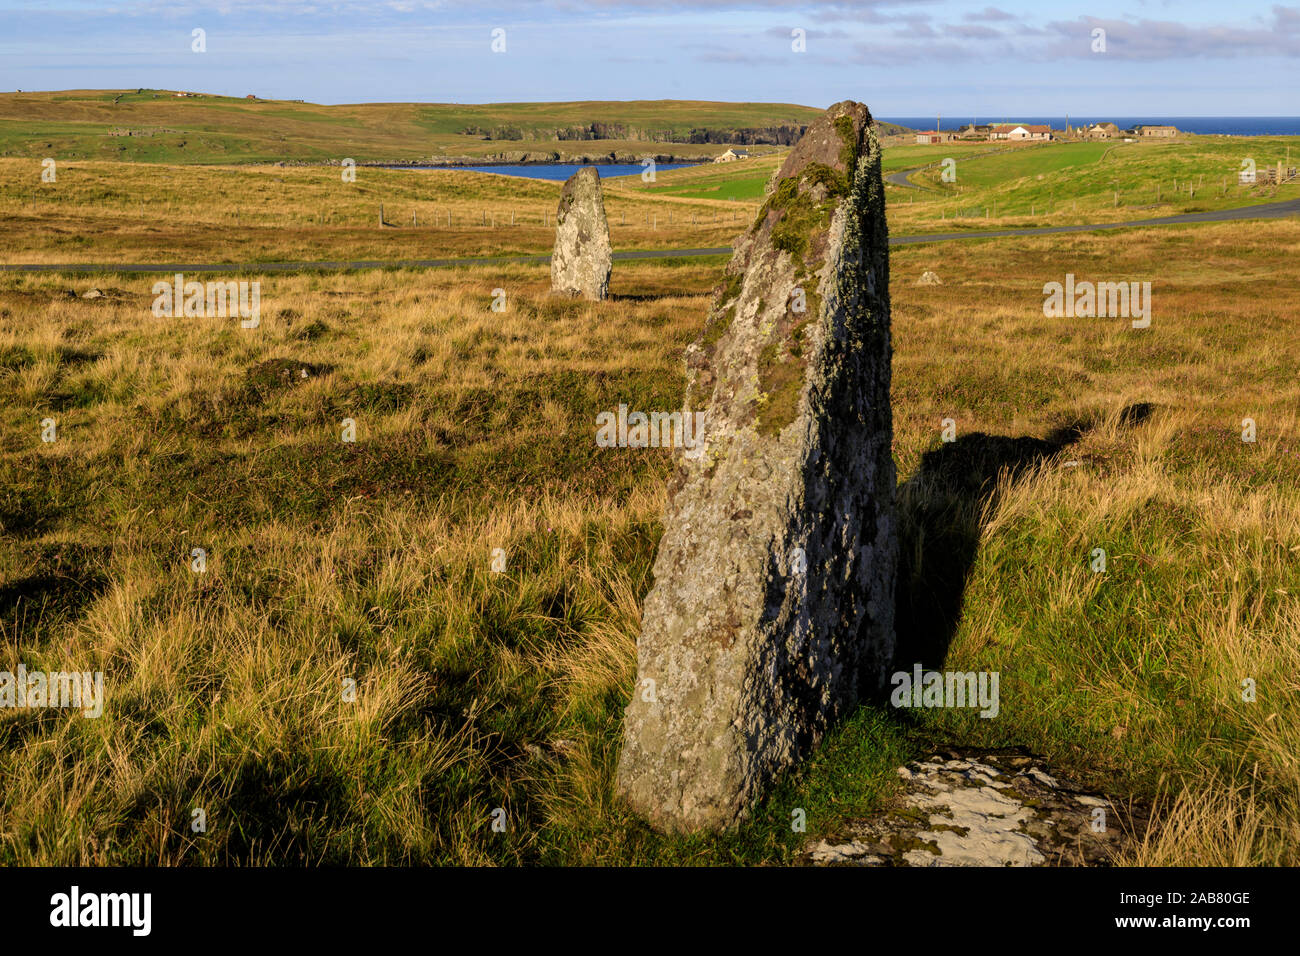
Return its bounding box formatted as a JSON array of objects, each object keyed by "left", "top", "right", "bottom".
[
  {"left": 615, "top": 101, "right": 896, "bottom": 833},
  {"left": 700, "top": 271, "right": 745, "bottom": 352},
  {"left": 550, "top": 166, "right": 611, "bottom": 300}
]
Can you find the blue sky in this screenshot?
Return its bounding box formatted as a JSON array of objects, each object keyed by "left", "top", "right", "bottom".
[{"left": 0, "top": 1, "right": 1295, "bottom": 114}]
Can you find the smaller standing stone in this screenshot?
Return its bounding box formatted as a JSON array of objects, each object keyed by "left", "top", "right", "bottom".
[{"left": 550, "top": 166, "right": 611, "bottom": 301}]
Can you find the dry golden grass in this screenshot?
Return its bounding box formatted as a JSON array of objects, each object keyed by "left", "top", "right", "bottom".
[{"left": 0, "top": 159, "right": 754, "bottom": 264}]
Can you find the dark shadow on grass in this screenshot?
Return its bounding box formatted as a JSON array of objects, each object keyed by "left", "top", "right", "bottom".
[
  {"left": 0, "top": 547, "right": 111, "bottom": 633},
  {"left": 891, "top": 419, "right": 1095, "bottom": 675},
  {"left": 890, "top": 402, "right": 1156, "bottom": 673}
]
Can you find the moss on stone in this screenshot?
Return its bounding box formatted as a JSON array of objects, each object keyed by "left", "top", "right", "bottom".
[
  {"left": 755, "top": 300, "right": 814, "bottom": 438},
  {"left": 788, "top": 316, "right": 811, "bottom": 359},
  {"left": 895, "top": 836, "right": 942, "bottom": 856},
  {"left": 768, "top": 174, "right": 799, "bottom": 209},
  {"left": 752, "top": 266, "right": 823, "bottom": 436},
  {"left": 756, "top": 346, "right": 804, "bottom": 438},
  {"left": 834, "top": 113, "right": 860, "bottom": 179},
  {"left": 804, "top": 161, "right": 850, "bottom": 198},
  {"left": 893, "top": 806, "right": 932, "bottom": 825},
  {"left": 764, "top": 162, "right": 848, "bottom": 265},
  {"left": 927, "top": 823, "right": 972, "bottom": 836},
  {"left": 701, "top": 306, "right": 733, "bottom": 351}
]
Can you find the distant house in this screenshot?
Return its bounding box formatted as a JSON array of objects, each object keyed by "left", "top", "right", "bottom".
[
  {"left": 246, "top": 94, "right": 257, "bottom": 100},
  {"left": 1012, "top": 124, "right": 1052, "bottom": 141},
  {"left": 713, "top": 148, "right": 750, "bottom": 163},
  {"left": 1083, "top": 122, "right": 1121, "bottom": 139},
  {"left": 914, "top": 131, "right": 952, "bottom": 144},
  {"left": 988, "top": 124, "right": 1052, "bottom": 141},
  {"left": 1136, "top": 125, "right": 1178, "bottom": 138}
]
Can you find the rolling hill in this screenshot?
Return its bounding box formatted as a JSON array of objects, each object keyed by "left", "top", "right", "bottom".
[{"left": 0, "top": 90, "right": 904, "bottom": 165}]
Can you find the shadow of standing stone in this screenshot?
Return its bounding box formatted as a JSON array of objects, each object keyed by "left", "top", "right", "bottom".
[
  {"left": 550, "top": 166, "right": 611, "bottom": 301},
  {"left": 615, "top": 101, "right": 896, "bottom": 832}
]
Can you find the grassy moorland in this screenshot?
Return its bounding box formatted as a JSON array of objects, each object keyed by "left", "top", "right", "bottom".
[
  {"left": 0, "top": 158, "right": 753, "bottom": 264},
  {"left": 1, "top": 214, "right": 1298, "bottom": 865},
  {"left": 0, "top": 90, "right": 829, "bottom": 164},
  {"left": 7, "top": 131, "right": 1296, "bottom": 267}
]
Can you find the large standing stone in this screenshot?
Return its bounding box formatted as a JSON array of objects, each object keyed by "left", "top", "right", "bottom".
[
  {"left": 550, "top": 166, "right": 611, "bottom": 300},
  {"left": 615, "top": 101, "right": 896, "bottom": 832}
]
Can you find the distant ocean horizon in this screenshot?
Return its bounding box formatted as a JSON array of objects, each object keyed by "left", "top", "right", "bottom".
[{"left": 879, "top": 117, "right": 1300, "bottom": 136}]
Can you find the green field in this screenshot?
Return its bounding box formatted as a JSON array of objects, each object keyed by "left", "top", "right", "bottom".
[
  {"left": 917, "top": 137, "right": 1297, "bottom": 205},
  {"left": 944, "top": 141, "right": 1113, "bottom": 185},
  {"left": 890, "top": 135, "right": 1300, "bottom": 230},
  {"left": 610, "top": 153, "right": 785, "bottom": 201},
  {"left": 880, "top": 140, "right": 1005, "bottom": 173}
]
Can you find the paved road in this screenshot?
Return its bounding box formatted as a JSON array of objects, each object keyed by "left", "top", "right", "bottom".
[
  {"left": 886, "top": 165, "right": 933, "bottom": 190},
  {"left": 2, "top": 198, "right": 1297, "bottom": 274},
  {"left": 889, "top": 197, "right": 1300, "bottom": 244}
]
